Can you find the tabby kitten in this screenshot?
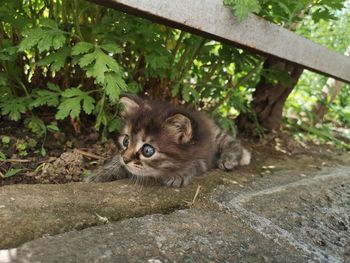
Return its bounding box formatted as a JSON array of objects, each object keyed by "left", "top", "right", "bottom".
[{"left": 85, "top": 94, "right": 251, "bottom": 187}]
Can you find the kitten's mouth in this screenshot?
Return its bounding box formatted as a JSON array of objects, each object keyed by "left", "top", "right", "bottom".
[
  {"left": 120, "top": 155, "right": 154, "bottom": 177},
  {"left": 123, "top": 164, "right": 149, "bottom": 177}
]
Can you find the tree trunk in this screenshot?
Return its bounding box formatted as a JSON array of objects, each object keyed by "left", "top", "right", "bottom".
[
  {"left": 313, "top": 45, "right": 350, "bottom": 124},
  {"left": 237, "top": 58, "right": 304, "bottom": 134}
]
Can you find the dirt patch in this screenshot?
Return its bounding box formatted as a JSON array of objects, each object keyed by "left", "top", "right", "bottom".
[{"left": 0, "top": 119, "right": 118, "bottom": 185}]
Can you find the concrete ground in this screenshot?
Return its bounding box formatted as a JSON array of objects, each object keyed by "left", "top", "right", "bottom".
[{"left": 0, "top": 152, "right": 349, "bottom": 263}]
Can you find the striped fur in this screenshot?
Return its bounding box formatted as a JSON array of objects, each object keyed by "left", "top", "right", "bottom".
[{"left": 86, "top": 95, "right": 250, "bottom": 187}]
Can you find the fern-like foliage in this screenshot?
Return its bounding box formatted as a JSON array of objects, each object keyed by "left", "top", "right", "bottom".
[{"left": 224, "top": 0, "right": 262, "bottom": 21}]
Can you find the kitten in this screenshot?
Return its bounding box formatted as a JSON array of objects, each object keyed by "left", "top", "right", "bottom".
[{"left": 85, "top": 94, "right": 251, "bottom": 187}]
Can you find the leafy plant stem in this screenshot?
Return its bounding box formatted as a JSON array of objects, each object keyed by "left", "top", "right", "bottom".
[
  {"left": 62, "top": 0, "right": 68, "bottom": 24},
  {"left": 177, "top": 38, "right": 206, "bottom": 83},
  {"left": 201, "top": 60, "right": 221, "bottom": 86},
  {"left": 17, "top": 80, "right": 30, "bottom": 97},
  {"left": 87, "top": 88, "right": 103, "bottom": 94},
  {"left": 54, "top": 0, "right": 60, "bottom": 22},
  {"left": 175, "top": 45, "right": 191, "bottom": 76},
  {"left": 0, "top": 23, "right": 6, "bottom": 47},
  {"left": 73, "top": 0, "right": 84, "bottom": 41},
  {"left": 233, "top": 62, "right": 261, "bottom": 89},
  {"left": 48, "top": 0, "right": 54, "bottom": 19},
  {"left": 170, "top": 31, "right": 185, "bottom": 67},
  {"left": 218, "top": 61, "right": 262, "bottom": 106},
  {"left": 40, "top": 127, "right": 48, "bottom": 156}
]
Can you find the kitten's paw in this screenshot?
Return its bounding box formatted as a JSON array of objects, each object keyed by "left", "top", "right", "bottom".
[
  {"left": 218, "top": 153, "right": 239, "bottom": 171},
  {"left": 240, "top": 148, "right": 251, "bottom": 166},
  {"left": 218, "top": 149, "right": 251, "bottom": 171},
  {"left": 163, "top": 175, "right": 191, "bottom": 188}
]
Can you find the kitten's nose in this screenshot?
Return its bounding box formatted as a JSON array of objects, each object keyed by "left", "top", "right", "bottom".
[{"left": 123, "top": 156, "right": 132, "bottom": 164}]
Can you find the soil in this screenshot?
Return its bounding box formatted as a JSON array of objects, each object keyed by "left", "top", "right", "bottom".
[
  {"left": 0, "top": 119, "right": 347, "bottom": 187},
  {"left": 0, "top": 120, "right": 117, "bottom": 186}
]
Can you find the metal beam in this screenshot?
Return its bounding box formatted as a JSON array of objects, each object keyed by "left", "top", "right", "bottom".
[{"left": 87, "top": 0, "right": 350, "bottom": 83}]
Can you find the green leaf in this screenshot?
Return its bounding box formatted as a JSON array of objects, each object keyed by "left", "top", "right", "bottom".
[
  {"left": 37, "top": 47, "right": 71, "bottom": 72},
  {"left": 40, "top": 18, "right": 59, "bottom": 29},
  {"left": 104, "top": 72, "right": 120, "bottom": 103},
  {"left": 19, "top": 22, "right": 66, "bottom": 53},
  {"left": 0, "top": 151, "right": 6, "bottom": 161},
  {"left": 47, "top": 83, "right": 62, "bottom": 92},
  {"left": 31, "top": 84, "right": 61, "bottom": 108},
  {"left": 262, "top": 68, "right": 293, "bottom": 86},
  {"left": 56, "top": 88, "right": 95, "bottom": 120},
  {"left": 75, "top": 48, "right": 122, "bottom": 84},
  {"left": 104, "top": 72, "right": 128, "bottom": 103},
  {"left": 0, "top": 44, "right": 18, "bottom": 61},
  {"left": 47, "top": 124, "right": 60, "bottom": 132},
  {"left": 145, "top": 54, "right": 170, "bottom": 70},
  {"left": 4, "top": 168, "right": 22, "bottom": 178},
  {"left": 171, "top": 83, "right": 180, "bottom": 97},
  {"left": 0, "top": 5, "right": 31, "bottom": 30},
  {"left": 94, "top": 50, "right": 121, "bottom": 83},
  {"left": 77, "top": 52, "right": 96, "bottom": 68},
  {"left": 107, "top": 118, "right": 122, "bottom": 132},
  {"left": 61, "top": 88, "right": 83, "bottom": 98},
  {"left": 182, "top": 86, "right": 191, "bottom": 102},
  {"left": 127, "top": 81, "right": 142, "bottom": 93},
  {"left": 40, "top": 147, "right": 47, "bottom": 157},
  {"left": 27, "top": 138, "right": 38, "bottom": 148},
  {"left": 191, "top": 89, "right": 200, "bottom": 102},
  {"left": 37, "top": 34, "right": 55, "bottom": 52},
  {"left": 94, "top": 98, "right": 108, "bottom": 131},
  {"left": 0, "top": 73, "right": 7, "bottom": 87},
  {"left": 24, "top": 116, "right": 46, "bottom": 135},
  {"left": 0, "top": 97, "right": 30, "bottom": 121},
  {"left": 224, "top": 0, "right": 261, "bottom": 21},
  {"left": 311, "top": 8, "right": 336, "bottom": 22},
  {"left": 18, "top": 28, "right": 43, "bottom": 51},
  {"left": 82, "top": 94, "right": 95, "bottom": 114},
  {"left": 100, "top": 43, "right": 124, "bottom": 54},
  {"left": 1, "top": 136, "right": 10, "bottom": 144},
  {"left": 82, "top": 170, "right": 92, "bottom": 177},
  {"left": 72, "top": 42, "right": 95, "bottom": 56},
  {"left": 56, "top": 97, "right": 81, "bottom": 119}
]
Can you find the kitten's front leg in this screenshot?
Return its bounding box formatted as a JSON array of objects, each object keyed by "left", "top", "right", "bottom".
[
  {"left": 162, "top": 173, "right": 193, "bottom": 188},
  {"left": 215, "top": 128, "right": 251, "bottom": 171},
  {"left": 85, "top": 154, "right": 128, "bottom": 182}
]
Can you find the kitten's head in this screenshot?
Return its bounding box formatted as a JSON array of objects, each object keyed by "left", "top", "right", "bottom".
[{"left": 117, "top": 94, "right": 205, "bottom": 177}]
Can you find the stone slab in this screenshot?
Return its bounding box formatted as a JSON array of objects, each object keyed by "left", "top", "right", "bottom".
[
  {"left": 1, "top": 209, "right": 310, "bottom": 263},
  {"left": 0, "top": 179, "right": 218, "bottom": 249},
  {"left": 213, "top": 165, "right": 350, "bottom": 263}
]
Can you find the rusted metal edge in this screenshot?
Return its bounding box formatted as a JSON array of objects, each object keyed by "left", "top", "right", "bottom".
[{"left": 86, "top": 0, "right": 350, "bottom": 83}]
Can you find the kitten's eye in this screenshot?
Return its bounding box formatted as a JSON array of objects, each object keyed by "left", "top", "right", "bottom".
[
  {"left": 122, "top": 135, "right": 129, "bottom": 147},
  {"left": 142, "top": 144, "right": 155, "bottom": 157}
]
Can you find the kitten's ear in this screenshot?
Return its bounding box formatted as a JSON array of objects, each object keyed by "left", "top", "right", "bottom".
[
  {"left": 165, "top": 113, "right": 192, "bottom": 144},
  {"left": 119, "top": 94, "right": 141, "bottom": 116}
]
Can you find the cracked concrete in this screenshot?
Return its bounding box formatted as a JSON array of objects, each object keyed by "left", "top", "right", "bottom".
[{"left": 0, "top": 153, "right": 349, "bottom": 262}]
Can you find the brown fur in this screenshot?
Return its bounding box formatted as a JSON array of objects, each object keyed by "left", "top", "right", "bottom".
[{"left": 86, "top": 94, "right": 250, "bottom": 187}]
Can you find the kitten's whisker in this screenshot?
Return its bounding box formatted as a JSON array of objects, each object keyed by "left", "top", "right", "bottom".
[
  {"left": 130, "top": 173, "right": 137, "bottom": 186},
  {"left": 136, "top": 176, "right": 142, "bottom": 191},
  {"left": 139, "top": 172, "right": 146, "bottom": 190},
  {"left": 99, "top": 159, "right": 121, "bottom": 173}
]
